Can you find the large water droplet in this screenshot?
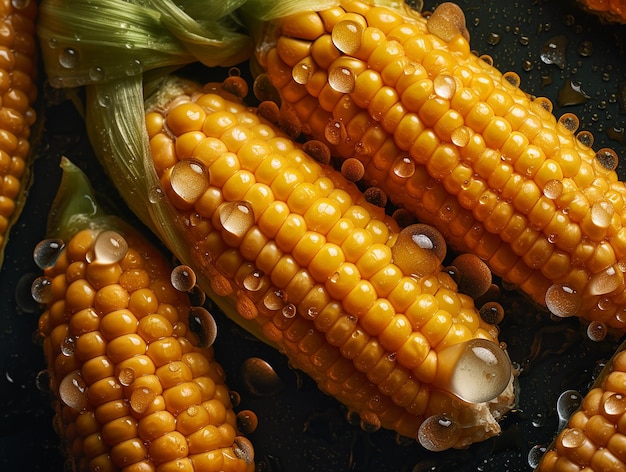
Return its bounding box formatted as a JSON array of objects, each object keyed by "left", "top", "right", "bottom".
[
  {"left": 433, "top": 74, "right": 457, "bottom": 100},
  {"left": 437, "top": 339, "right": 512, "bottom": 403},
  {"left": 130, "top": 387, "right": 156, "bottom": 414},
  {"left": 417, "top": 415, "right": 461, "bottom": 451},
  {"left": 560, "top": 427, "right": 585, "bottom": 448},
  {"left": 170, "top": 159, "right": 209, "bottom": 205},
  {"left": 587, "top": 321, "right": 607, "bottom": 342},
  {"left": 545, "top": 284, "right": 581, "bottom": 318},
  {"left": 543, "top": 179, "right": 563, "bottom": 200},
  {"left": 59, "top": 47, "right": 80, "bottom": 69},
  {"left": 558, "top": 113, "right": 580, "bottom": 133},
  {"left": 324, "top": 119, "right": 347, "bottom": 145},
  {"left": 596, "top": 148, "right": 619, "bottom": 171},
  {"left": 33, "top": 239, "right": 65, "bottom": 269},
  {"left": 451, "top": 126, "right": 471, "bottom": 147},
  {"left": 188, "top": 306, "right": 217, "bottom": 348},
  {"left": 588, "top": 265, "right": 622, "bottom": 296},
  {"left": 603, "top": 393, "right": 626, "bottom": 416},
  {"left": 218, "top": 201, "right": 255, "bottom": 244},
  {"left": 391, "top": 224, "right": 446, "bottom": 279},
  {"left": 93, "top": 230, "right": 128, "bottom": 264},
  {"left": 392, "top": 156, "right": 415, "bottom": 179},
  {"left": 59, "top": 370, "right": 88, "bottom": 411},
  {"left": 236, "top": 410, "right": 259, "bottom": 435},
  {"left": 118, "top": 367, "right": 136, "bottom": 387},
  {"left": 331, "top": 20, "right": 363, "bottom": 55},
  {"left": 590, "top": 201, "right": 613, "bottom": 229},
  {"left": 328, "top": 66, "right": 356, "bottom": 93},
  {"left": 292, "top": 59, "right": 315, "bottom": 85},
  {"left": 31, "top": 276, "right": 53, "bottom": 304},
  {"left": 171, "top": 265, "right": 197, "bottom": 292},
  {"left": 243, "top": 269, "right": 265, "bottom": 292}
]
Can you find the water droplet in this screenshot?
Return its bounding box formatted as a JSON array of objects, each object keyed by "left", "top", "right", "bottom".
[
  {"left": 603, "top": 393, "right": 626, "bottom": 416},
  {"left": 93, "top": 230, "right": 128, "bottom": 264},
  {"left": 118, "top": 367, "right": 135, "bottom": 387},
  {"left": 236, "top": 410, "right": 259, "bottom": 434},
  {"left": 59, "top": 370, "right": 89, "bottom": 411},
  {"left": 557, "top": 80, "right": 590, "bottom": 107},
  {"left": 15, "top": 273, "right": 41, "bottom": 313},
  {"left": 31, "top": 276, "right": 53, "bottom": 304},
  {"left": 543, "top": 179, "right": 563, "bottom": 199},
  {"left": 171, "top": 160, "right": 209, "bottom": 205},
  {"left": 391, "top": 224, "right": 447, "bottom": 279},
  {"left": 304, "top": 306, "right": 319, "bottom": 320},
  {"left": 527, "top": 444, "right": 547, "bottom": 468},
  {"left": 437, "top": 339, "right": 511, "bottom": 403},
  {"left": 360, "top": 410, "right": 381, "bottom": 433},
  {"left": 433, "top": 74, "right": 456, "bottom": 100},
  {"left": 263, "top": 289, "right": 285, "bottom": 311},
  {"left": 292, "top": 59, "right": 315, "bottom": 85},
  {"left": 540, "top": 35, "right": 568, "bottom": 69},
  {"left": 417, "top": 415, "right": 461, "bottom": 451},
  {"left": 324, "top": 119, "right": 347, "bottom": 145},
  {"left": 331, "top": 20, "right": 363, "bottom": 55},
  {"left": 188, "top": 306, "right": 217, "bottom": 348},
  {"left": 171, "top": 265, "right": 197, "bottom": 292},
  {"left": 596, "top": 148, "right": 619, "bottom": 171},
  {"left": 479, "top": 302, "right": 505, "bottom": 325},
  {"left": 60, "top": 336, "right": 75, "bottom": 356},
  {"left": 148, "top": 186, "right": 165, "bottom": 203},
  {"left": 59, "top": 47, "right": 80, "bottom": 69},
  {"left": 241, "top": 357, "right": 285, "bottom": 396},
  {"left": 11, "top": 0, "right": 30, "bottom": 9},
  {"left": 303, "top": 140, "right": 331, "bottom": 165},
  {"left": 426, "top": 2, "right": 468, "bottom": 42},
  {"left": 281, "top": 303, "right": 297, "bottom": 319},
  {"left": 233, "top": 436, "right": 255, "bottom": 464},
  {"left": 588, "top": 265, "right": 622, "bottom": 296},
  {"left": 130, "top": 387, "right": 156, "bottom": 414},
  {"left": 503, "top": 71, "right": 521, "bottom": 88},
  {"left": 545, "top": 284, "right": 581, "bottom": 318},
  {"left": 35, "top": 369, "right": 51, "bottom": 392},
  {"left": 587, "top": 320, "right": 607, "bottom": 341},
  {"left": 218, "top": 201, "right": 255, "bottom": 244},
  {"left": 88, "top": 66, "right": 105, "bottom": 82},
  {"left": 392, "top": 156, "right": 415, "bottom": 179},
  {"left": 487, "top": 32, "right": 501, "bottom": 46},
  {"left": 451, "top": 126, "right": 471, "bottom": 147},
  {"left": 341, "top": 158, "right": 365, "bottom": 182},
  {"left": 33, "top": 239, "right": 65, "bottom": 269},
  {"left": 328, "top": 66, "right": 355, "bottom": 93},
  {"left": 576, "top": 130, "right": 594, "bottom": 147},
  {"left": 243, "top": 270, "right": 265, "bottom": 292},
  {"left": 556, "top": 389, "right": 582, "bottom": 430},
  {"left": 560, "top": 427, "right": 585, "bottom": 448}
]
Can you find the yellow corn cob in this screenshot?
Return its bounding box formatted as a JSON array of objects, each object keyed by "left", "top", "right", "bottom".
[
  {"left": 577, "top": 0, "right": 626, "bottom": 23},
  {"left": 0, "top": 0, "right": 38, "bottom": 266},
  {"left": 536, "top": 339, "right": 626, "bottom": 472},
  {"left": 250, "top": 0, "right": 626, "bottom": 331},
  {"left": 36, "top": 158, "right": 255, "bottom": 472},
  {"left": 141, "top": 76, "right": 515, "bottom": 450}
]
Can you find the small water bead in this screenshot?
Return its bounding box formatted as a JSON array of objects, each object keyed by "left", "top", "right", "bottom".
[
  {"left": 88, "top": 66, "right": 105, "bottom": 82},
  {"left": 241, "top": 357, "right": 285, "bottom": 397},
  {"left": 557, "top": 113, "right": 580, "bottom": 136},
  {"left": 281, "top": 303, "right": 297, "bottom": 319},
  {"left": 171, "top": 265, "right": 197, "bottom": 292},
  {"left": 292, "top": 59, "right": 315, "bottom": 85},
  {"left": 542, "top": 179, "right": 563, "bottom": 200},
  {"left": 433, "top": 74, "right": 457, "bottom": 100},
  {"left": 364, "top": 186, "right": 387, "bottom": 208},
  {"left": 587, "top": 321, "right": 607, "bottom": 342},
  {"left": 188, "top": 306, "right": 218, "bottom": 348},
  {"left": 596, "top": 148, "right": 619, "bottom": 171},
  {"left": 33, "top": 238, "right": 65, "bottom": 269},
  {"left": 479, "top": 302, "right": 505, "bottom": 325},
  {"left": 60, "top": 336, "right": 76, "bottom": 356},
  {"left": 545, "top": 283, "right": 581, "bottom": 318},
  {"left": 89, "top": 231, "right": 127, "bottom": 266},
  {"left": 417, "top": 415, "right": 461, "bottom": 451},
  {"left": 218, "top": 201, "right": 255, "bottom": 245},
  {"left": 391, "top": 224, "right": 447, "bottom": 279},
  {"left": 540, "top": 34, "right": 568, "bottom": 69},
  {"left": 304, "top": 306, "right": 319, "bottom": 320},
  {"left": 324, "top": 119, "right": 347, "bottom": 145},
  {"left": 576, "top": 130, "right": 594, "bottom": 147},
  {"left": 263, "top": 289, "right": 285, "bottom": 311},
  {"left": 556, "top": 389, "right": 582, "bottom": 430},
  {"left": 236, "top": 410, "right": 259, "bottom": 435},
  {"left": 437, "top": 339, "right": 511, "bottom": 404},
  {"left": 171, "top": 159, "right": 209, "bottom": 206},
  {"left": 331, "top": 20, "right": 363, "bottom": 55},
  {"left": 130, "top": 387, "right": 157, "bottom": 414},
  {"left": 451, "top": 126, "right": 471, "bottom": 147},
  {"left": 118, "top": 367, "right": 136, "bottom": 387},
  {"left": 243, "top": 270, "right": 265, "bottom": 292},
  {"left": 560, "top": 427, "right": 585, "bottom": 448},
  {"left": 59, "top": 47, "right": 80, "bottom": 69},
  {"left": 392, "top": 156, "right": 415, "bottom": 179},
  {"left": 59, "top": 370, "right": 89, "bottom": 411},
  {"left": 503, "top": 71, "right": 521, "bottom": 88},
  {"left": 588, "top": 265, "right": 622, "bottom": 296},
  {"left": 328, "top": 66, "right": 356, "bottom": 93},
  {"left": 31, "top": 276, "right": 53, "bottom": 304},
  {"left": 233, "top": 436, "right": 255, "bottom": 464},
  {"left": 487, "top": 32, "right": 501, "bottom": 46}
]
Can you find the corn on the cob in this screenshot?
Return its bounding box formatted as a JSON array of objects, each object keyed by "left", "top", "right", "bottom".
[
  {"left": 35, "top": 158, "right": 255, "bottom": 471},
  {"left": 0, "top": 0, "right": 38, "bottom": 267},
  {"left": 577, "top": 0, "right": 626, "bottom": 23},
  {"left": 133, "top": 76, "right": 515, "bottom": 450},
  {"left": 536, "top": 339, "right": 626, "bottom": 472},
  {"left": 247, "top": 0, "right": 626, "bottom": 332}
]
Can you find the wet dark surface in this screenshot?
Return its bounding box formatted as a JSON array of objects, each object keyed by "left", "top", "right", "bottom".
[{"left": 2, "top": 0, "right": 626, "bottom": 471}]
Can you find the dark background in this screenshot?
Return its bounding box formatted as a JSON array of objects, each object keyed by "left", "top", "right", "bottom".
[{"left": 1, "top": 0, "right": 626, "bottom": 470}]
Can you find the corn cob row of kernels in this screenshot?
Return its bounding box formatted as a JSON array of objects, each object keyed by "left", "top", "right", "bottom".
[
  {"left": 577, "top": 0, "right": 626, "bottom": 23},
  {"left": 536, "top": 339, "right": 626, "bottom": 472},
  {"left": 144, "top": 77, "right": 515, "bottom": 450},
  {"left": 36, "top": 159, "right": 255, "bottom": 472},
  {"left": 251, "top": 0, "right": 626, "bottom": 331},
  {"left": 0, "top": 0, "right": 38, "bottom": 266}
]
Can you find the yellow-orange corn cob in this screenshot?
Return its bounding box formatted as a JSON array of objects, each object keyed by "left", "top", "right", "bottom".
[
  {"left": 0, "top": 0, "right": 38, "bottom": 265},
  {"left": 144, "top": 78, "right": 515, "bottom": 450},
  {"left": 578, "top": 0, "right": 626, "bottom": 23},
  {"left": 36, "top": 159, "right": 255, "bottom": 472},
  {"left": 253, "top": 0, "right": 626, "bottom": 331},
  {"left": 536, "top": 340, "right": 626, "bottom": 472}
]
